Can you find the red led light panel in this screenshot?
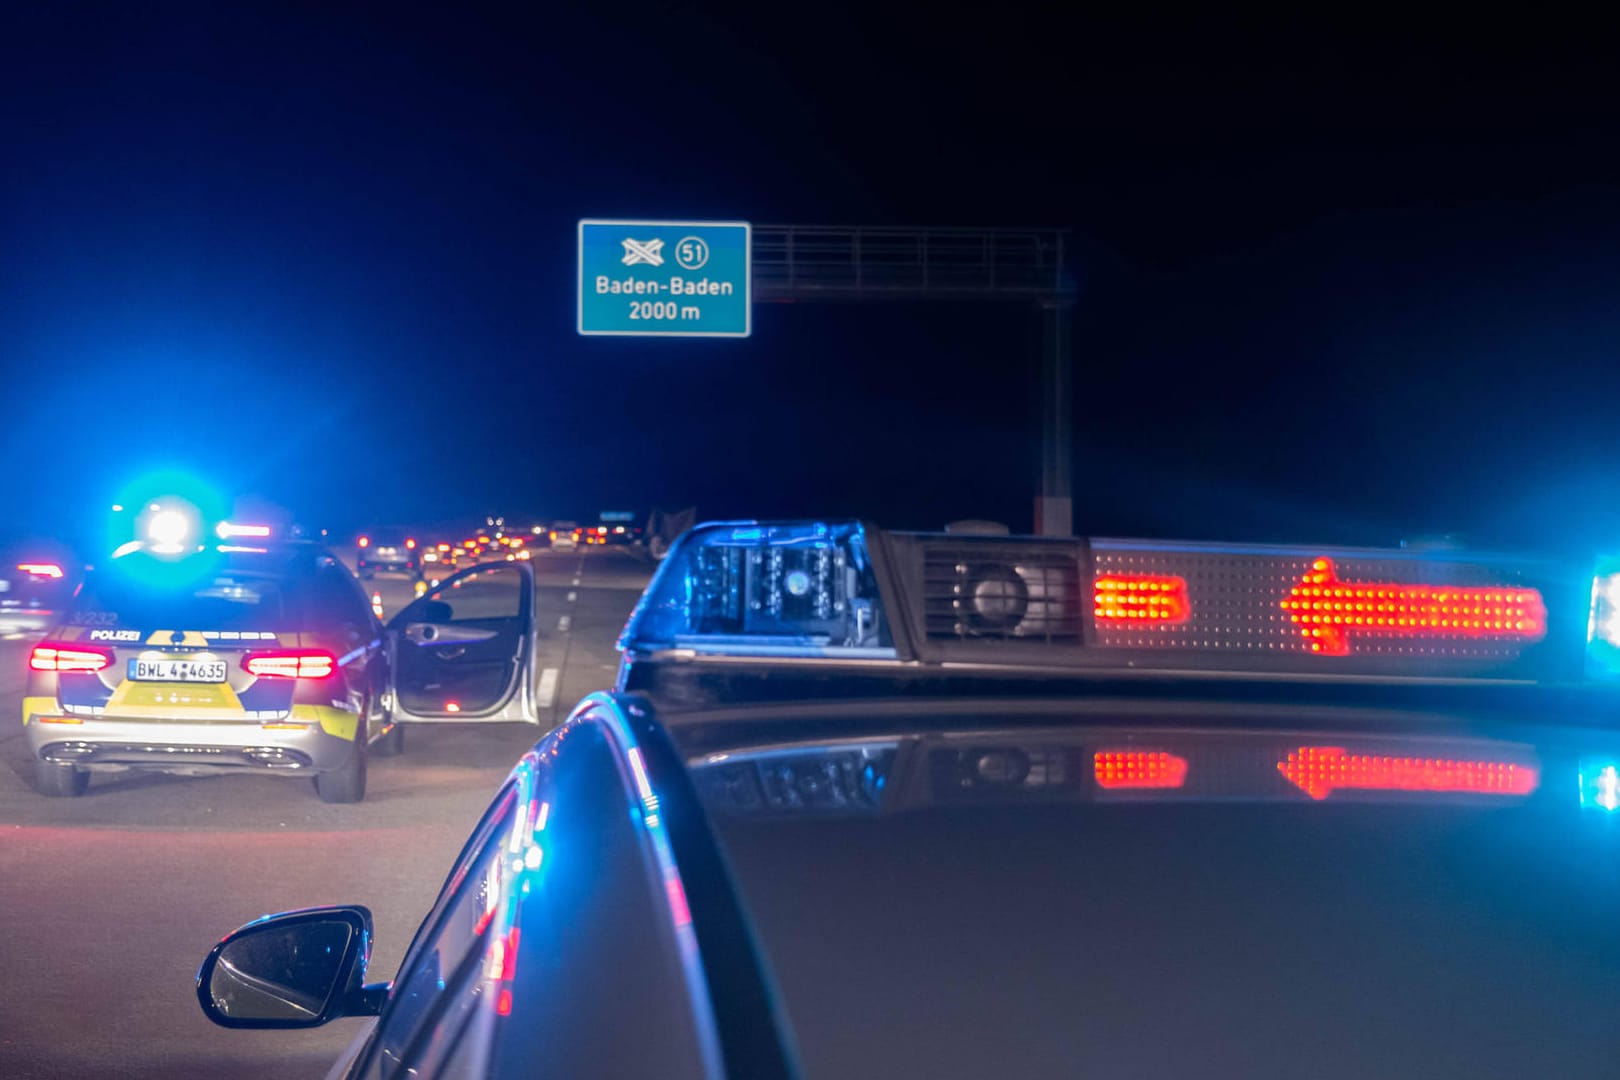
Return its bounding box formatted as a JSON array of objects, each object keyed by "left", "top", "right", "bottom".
[
  {"left": 1094, "top": 574, "right": 1190, "bottom": 626},
  {"left": 1280, "top": 558, "right": 1546, "bottom": 656},
  {"left": 1278, "top": 746, "right": 1539, "bottom": 800},
  {"left": 1094, "top": 750, "right": 1189, "bottom": 789}
]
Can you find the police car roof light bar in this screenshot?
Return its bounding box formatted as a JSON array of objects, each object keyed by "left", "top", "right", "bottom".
[{"left": 622, "top": 520, "right": 1607, "bottom": 687}]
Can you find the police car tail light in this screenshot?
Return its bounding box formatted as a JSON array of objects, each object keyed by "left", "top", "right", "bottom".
[
  {"left": 1094, "top": 750, "right": 1189, "bottom": 789},
  {"left": 243, "top": 649, "right": 336, "bottom": 679},
  {"left": 16, "top": 562, "right": 64, "bottom": 579},
  {"left": 30, "top": 643, "right": 114, "bottom": 672},
  {"left": 620, "top": 522, "right": 893, "bottom": 656},
  {"left": 1276, "top": 746, "right": 1539, "bottom": 800}
]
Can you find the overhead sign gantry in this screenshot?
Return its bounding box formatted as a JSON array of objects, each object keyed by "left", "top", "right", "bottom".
[{"left": 576, "top": 221, "right": 1077, "bottom": 535}]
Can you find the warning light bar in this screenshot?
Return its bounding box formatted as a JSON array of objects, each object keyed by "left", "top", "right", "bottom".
[
  {"left": 216, "top": 522, "right": 272, "bottom": 539},
  {"left": 1280, "top": 557, "right": 1546, "bottom": 656},
  {"left": 617, "top": 520, "right": 1591, "bottom": 684},
  {"left": 16, "top": 562, "right": 64, "bottom": 579},
  {"left": 1277, "top": 746, "right": 1539, "bottom": 801},
  {"left": 1094, "top": 750, "right": 1188, "bottom": 789},
  {"left": 1093, "top": 575, "right": 1189, "bottom": 625},
  {"left": 620, "top": 522, "right": 896, "bottom": 659}
]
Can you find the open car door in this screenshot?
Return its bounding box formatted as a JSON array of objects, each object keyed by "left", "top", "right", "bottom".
[{"left": 385, "top": 562, "right": 541, "bottom": 723}]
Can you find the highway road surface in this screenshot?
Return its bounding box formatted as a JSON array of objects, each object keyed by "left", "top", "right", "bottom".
[{"left": 0, "top": 547, "right": 652, "bottom": 1079}]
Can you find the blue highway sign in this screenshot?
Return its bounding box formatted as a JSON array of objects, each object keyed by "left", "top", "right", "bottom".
[{"left": 577, "top": 219, "right": 751, "bottom": 337}]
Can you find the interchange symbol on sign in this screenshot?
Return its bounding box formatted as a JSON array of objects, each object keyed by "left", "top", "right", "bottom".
[{"left": 621, "top": 238, "right": 664, "bottom": 267}]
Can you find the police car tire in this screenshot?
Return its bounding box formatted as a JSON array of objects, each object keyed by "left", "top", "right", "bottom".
[
  {"left": 315, "top": 740, "right": 367, "bottom": 803},
  {"left": 35, "top": 761, "right": 88, "bottom": 798}
]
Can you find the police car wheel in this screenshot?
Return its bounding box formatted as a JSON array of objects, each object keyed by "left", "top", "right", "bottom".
[
  {"left": 35, "top": 761, "right": 88, "bottom": 798},
  {"left": 314, "top": 740, "right": 366, "bottom": 803}
]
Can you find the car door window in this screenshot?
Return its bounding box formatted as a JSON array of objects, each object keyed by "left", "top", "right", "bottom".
[
  {"left": 355, "top": 783, "right": 519, "bottom": 1080},
  {"left": 428, "top": 567, "right": 522, "bottom": 622}
]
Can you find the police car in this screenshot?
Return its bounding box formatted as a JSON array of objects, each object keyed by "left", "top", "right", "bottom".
[
  {"left": 24, "top": 506, "right": 543, "bottom": 802},
  {"left": 196, "top": 520, "right": 1620, "bottom": 1077}
]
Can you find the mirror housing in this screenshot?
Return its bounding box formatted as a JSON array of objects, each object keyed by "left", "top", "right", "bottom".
[
  {"left": 196, "top": 905, "right": 386, "bottom": 1029},
  {"left": 390, "top": 597, "right": 452, "bottom": 631}
]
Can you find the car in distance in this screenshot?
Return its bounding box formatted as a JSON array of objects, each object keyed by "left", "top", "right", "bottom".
[
  {"left": 547, "top": 521, "right": 580, "bottom": 552},
  {"left": 1, "top": 539, "right": 80, "bottom": 638},
  {"left": 357, "top": 528, "right": 421, "bottom": 581}
]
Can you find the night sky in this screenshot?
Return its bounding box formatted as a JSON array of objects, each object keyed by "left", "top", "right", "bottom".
[{"left": 5, "top": 7, "right": 1620, "bottom": 554}]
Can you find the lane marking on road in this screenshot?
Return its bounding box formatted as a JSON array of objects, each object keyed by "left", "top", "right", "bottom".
[
  {"left": 558, "top": 614, "right": 572, "bottom": 633},
  {"left": 537, "top": 666, "right": 559, "bottom": 708},
  {"left": 567, "top": 591, "right": 577, "bottom": 602}
]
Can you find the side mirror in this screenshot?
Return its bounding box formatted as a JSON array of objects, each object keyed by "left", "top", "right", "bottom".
[
  {"left": 196, "top": 905, "right": 386, "bottom": 1029},
  {"left": 390, "top": 597, "right": 453, "bottom": 631}
]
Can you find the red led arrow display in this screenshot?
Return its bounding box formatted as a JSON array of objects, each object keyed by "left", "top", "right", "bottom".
[
  {"left": 1279, "top": 557, "right": 1546, "bottom": 656},
  {"left": 1277, "top": 746, "right": 1539, "bottom": 801},
  {"left": 1094, "top": 574, "right": 1190, "bottom": 626},
  {"left": 1094, "top": 750, "right": 1189, "bottom": 789}
]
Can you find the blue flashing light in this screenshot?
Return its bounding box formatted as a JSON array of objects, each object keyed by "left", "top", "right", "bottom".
[
  {"left": 1579, "top": 761, "right": 1620, "bottom": 812},
  {"left": 618, "top": 519, "right": 895, "bottom": 658},
  {"left": 1585, "top": 560, "right": 1620, "bottom": 681},
  {"left": 106, "top": 470, "right": 227, "bottom": 558}
]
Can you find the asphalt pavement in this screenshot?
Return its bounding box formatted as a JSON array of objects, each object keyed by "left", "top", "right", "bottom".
[{"left": 0, "top": 547, "right": 652, "bottom": 1079}]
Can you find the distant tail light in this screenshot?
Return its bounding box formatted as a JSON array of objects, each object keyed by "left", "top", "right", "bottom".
[
  {"left": 30, "top": 643, "right": 114, "bottom": 672},
  {"left": 243, "top": 650, "right": 337, "bottom": 679}
]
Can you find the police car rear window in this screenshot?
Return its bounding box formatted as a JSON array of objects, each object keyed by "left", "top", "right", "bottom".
[{"left": 70, "top": 570, "right": 291, "bottom": 631}]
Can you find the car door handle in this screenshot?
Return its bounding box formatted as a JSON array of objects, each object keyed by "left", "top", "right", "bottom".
[{"left": 433, "top": 646, "right": 467, "bottom": 661}]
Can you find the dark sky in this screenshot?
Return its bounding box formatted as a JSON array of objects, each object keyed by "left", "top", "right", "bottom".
[{"left": 5, "top": 6, "right": 1620, "bottom": 553}]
